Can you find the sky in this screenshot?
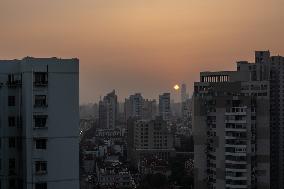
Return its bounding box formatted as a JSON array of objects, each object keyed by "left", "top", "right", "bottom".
[{"left": 0, "top": 0, "right": 284, "bottom": 103}]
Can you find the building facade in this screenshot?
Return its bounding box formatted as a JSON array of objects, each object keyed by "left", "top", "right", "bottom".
[
  {"left": 142, "top": 99, "right": 157, "bottom": 120},
  {"left": 124, "top": 93, "right": 157, "bottom": 121},
  {"left": 124, "top": 93, "right": 144, "bottom": 121},
  {"left": 181, "top": 83, "right": 188, "bottom": 103},
  {"left": 99, "top": 90, "right": 118, "bottom": 129},
  {"left": 0, "top": 57, "right": 79, "bottom": 189},
  {"left": 159, "top": 93, "right": 171, "bottom": 121},
  {"left": 193, "top": 51, "right": 277, "bottom": 188},
  {"left": 239, "top": 51, "right": 284, "bottom": 189},
  {"left": 127, "top": 117, "right": 175, "bottom": 166}
]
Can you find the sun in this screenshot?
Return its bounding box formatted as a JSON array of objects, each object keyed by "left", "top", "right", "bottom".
[{"left": 174, "top": 84, "right": 180, "bottom": 90}]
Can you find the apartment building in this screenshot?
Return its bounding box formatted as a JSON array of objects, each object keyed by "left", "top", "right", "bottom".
[
  {"left": 159, "top": 93, "right": 171, "bottom": 121},
  {"left": 99, "top": 90, "right": 118, "bottom": 129},
  {"left": 124, "top": 93, "right": 157, "bottom": 121},
  {"left": 124, "top": 93, "right": 144, "bottom": 121},
  {"left": 127, "top": 117, "right": 175, "bottom": 166},
  {"left": 142, "top": 99, "right": 157, "bottom": 120},
  {"left": 0, "top": 57, "right": 79, "bottom": 189},
  {"left": 193, "top": 51, "right": 276, "bottom": 188}
]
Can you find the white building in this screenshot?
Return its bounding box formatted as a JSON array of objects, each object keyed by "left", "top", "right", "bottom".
[
  {"left": 0, "top": 57, "right": 79, "bottom": 189},
  {"left": 159, "top": 93, "right": 171, "bottom": 121}
]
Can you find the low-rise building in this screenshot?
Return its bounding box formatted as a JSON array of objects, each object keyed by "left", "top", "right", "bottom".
[{"left": 96, "top": 161, "right": 135, "bottom": 188}]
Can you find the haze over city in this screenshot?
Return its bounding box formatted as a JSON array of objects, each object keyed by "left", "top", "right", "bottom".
[
  {"left": 1, "top": 0, "right": 284, "bottom": 103},
  {"left": 2, "top": 0, "right": 284, "bottom": 188}
]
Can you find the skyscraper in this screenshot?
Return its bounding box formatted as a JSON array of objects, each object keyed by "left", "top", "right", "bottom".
[
  {"left": 180, "top": 83, "right": 190, "bottom": 121},
  {"left": 142, "top": 99, "right": 157, "bottom": 120},
  {"left": 124, "top": 93, "right": 157, "bottom": 121},
  {"left": 247, "top": 51, "right": 284, "bottom": 189},
  {"left": 124, "top": 93, "right": 144, "bottom": 121},
  {"left": 0, "top": 57, "right": 79, "bottom": 189},
  {"left": 181, "top": 83, "right": 187, "bottom": 103},
  {"left": 159, "top": 93, "right": 171, "bottom": 121},
  {"left": 99, "top": 90, "right": 118, "bottom": 129},
  {"left": 193, "top": 51, "right": 284, "bottom": 188}
]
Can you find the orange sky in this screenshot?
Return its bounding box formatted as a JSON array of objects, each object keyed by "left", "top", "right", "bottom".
[{"left": 0, "top": 0, "right": 284, "bottom": 103}]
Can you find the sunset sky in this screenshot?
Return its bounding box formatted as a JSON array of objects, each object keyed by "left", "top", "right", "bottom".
[{"left": 1, "top": 0, "right": 284, "bottom": 103}]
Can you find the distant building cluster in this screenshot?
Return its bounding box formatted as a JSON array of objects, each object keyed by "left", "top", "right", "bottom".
[{"left": 80, "top": 81, "right": 193, "bottom": 188}]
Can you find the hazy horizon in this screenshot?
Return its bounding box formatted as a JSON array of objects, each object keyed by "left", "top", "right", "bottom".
[{"left": 1, "top": 0, "right": 283, "bottom": 103}]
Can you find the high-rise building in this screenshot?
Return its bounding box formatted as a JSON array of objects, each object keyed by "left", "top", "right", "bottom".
[
  {"left": 99, "top": 100, "right": 107, "bottom": 128},
  {"left": 0, "top": 57, "right": 79, "bottom": 189},
  {"left": 127, "top": 117, "right": 175, "bottom": 166},
  {"left": 142, "top": 99, "right": 157, "bottom": 120},
  {"left": 242, "top": 51, "right": 284, "bottom": 189},
  {"left": 181, "top": 83, "right": 187, "bottom": 103},
  {"left": 99, "top": 90, "right": 118, "bottom": 129},
  {"left": 159, "top": 93, "right": 171, "bottom": 121},
  {"left": 181, "top": 83, "right": 191, "bottom": 121},
  {"left": 181, "top": 99, "right": 191, "bottom": 119},
  {"left": 124, "top": 93, "right": 144, "bottom": 121},
  {"left": 124, "top": 93, "right": 157, "bottom": 121},
  {"left": 193, "top": 51, "right": 282, "bottom": 188}
]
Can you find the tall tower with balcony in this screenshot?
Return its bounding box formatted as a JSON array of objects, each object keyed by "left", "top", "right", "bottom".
[{"left": 193, "top": 53, "right": 271, "bottom": 188}]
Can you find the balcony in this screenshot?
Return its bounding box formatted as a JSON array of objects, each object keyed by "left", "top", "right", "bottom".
[
  {"left": 34, "top": 81, "right": 48, "bottom": 87},
  {"left": 34, "top": 95, "right": 48, "bottom": 108},
  {"left": 35, "top": 161, "right": 47, "bottom": 175},
  {"left": 6, "top": 80, "right": 22, "bottom": 88},
  {"left": 225, "top": 119, "right": 247, "bottom": 124},
  {"left": 34, "top": 115, "right": 48, "bottom": 129},
  {"left": 34, "top": 72, "right": 48, "bottom": 87}
]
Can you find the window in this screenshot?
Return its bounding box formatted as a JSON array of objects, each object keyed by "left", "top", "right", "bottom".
[
  {"left": 34, "top": 115, "right": 48, "bottom": 128},
  {"left": 34, "top": 95, "right": 47, "bottom": 107},
  {"left": 35, "top": 161, "right": 47, "bottom": 174},
  {"left": 7, "top": 74, "right": 22, "bottom": 88},
  {"left": 35, "top": 183, "right": 47, "bottom": 189},
  {"left": 35, "top": 139, "right": 47, "bottom": 149},
  {"left": 9, "top": 137, "right": 16, "bottom": 148},
  {"left": 9, "top": 159, "right": 15, "bottom": 169},
  {"left": 8, "top": 116, "right": 16, "bottom": 127},
  {"left": 8, "top": 96, "right": 15, "bottom": 106},
  {"left": 34, "top": 72, "right": 48, "bottom": 86},
  {"left": 9, "top": 179, "right": 16, "bottom": 189}
]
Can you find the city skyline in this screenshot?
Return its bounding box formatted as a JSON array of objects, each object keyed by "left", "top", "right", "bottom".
[
  {"left": 1, "top": 0, "right": 284, "bottom": 103},
  {"left": 2, "top": 0, "right": 284, "bottom": 188}
]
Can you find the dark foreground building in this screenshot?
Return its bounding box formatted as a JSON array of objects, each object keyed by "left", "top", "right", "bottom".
[{"left": 193, "top": 51, "right": 284, "bottom": 189}]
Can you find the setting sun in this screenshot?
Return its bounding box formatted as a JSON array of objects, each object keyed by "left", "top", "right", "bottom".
[{"left": 174, "top": 84, "right": 180, "bottom": 90}]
